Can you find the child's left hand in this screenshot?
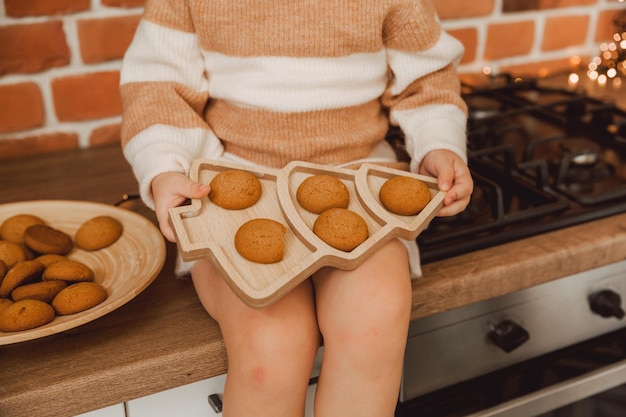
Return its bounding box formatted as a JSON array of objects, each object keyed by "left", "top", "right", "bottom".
[{"left": 418, "top": 149, "right": 473, "bottom": 217}]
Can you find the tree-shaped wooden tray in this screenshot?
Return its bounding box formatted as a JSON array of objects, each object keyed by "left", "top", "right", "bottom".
[{"left": 169, "top": 160, "right": 445, "bottom": 308}]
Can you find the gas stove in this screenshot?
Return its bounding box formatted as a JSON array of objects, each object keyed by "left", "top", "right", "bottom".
[{"left": 407, "top": 74, "right": 626, "bottom": 263}]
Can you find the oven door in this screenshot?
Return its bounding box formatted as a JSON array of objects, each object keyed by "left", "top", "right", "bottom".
[{"left": 397, "top": 261, "right": 626, "bottom": 417}]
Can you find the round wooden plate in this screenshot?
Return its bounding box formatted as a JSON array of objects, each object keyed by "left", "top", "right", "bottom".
[{"left": 0, "top": 200, "right": 166, "bottom": 345}]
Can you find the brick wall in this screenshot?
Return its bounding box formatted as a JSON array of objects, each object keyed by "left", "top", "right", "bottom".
[{"left": 0, "top": 0, "right": 624, "bottom": 159}]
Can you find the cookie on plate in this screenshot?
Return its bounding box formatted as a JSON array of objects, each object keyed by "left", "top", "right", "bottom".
[
  {"left": 313, "top": 208, "right": 368, "bottom": 251},
  {"left": 74, "top": 215, "right": 123, "bottom": 251},
  {"left": 0, "top": 240, "right": 29, "bottom": 268},
  {"left": 52, "top": 282, "right": 108, "bottom": 315},
  {"left": 0, "top": 299, "right": 56, "bottom": 332},
  {"left": 11, "top": 280, "right": 68, "bottom": 303},
  {"left": 42, "top": 259, "right": 95, "bottom": 282},
  {"left": 0, "top": 260, "right": 46, "bottom": 298},
  {"left": 234, "top": 218, "right": 287, "bottom": 264},
  {"left": 296, "top": 174, "right": 350, "bottom": 214},
  {"left": 209, "top": 169, "right": 263, "bottom": 210},
  {"left": 24, "top": 224, "right": 73, "bottom": 255},
  {"left": 0, "top": 214, "right": 46, "bottom": 244},
  {"left": 379, "top": 176, "right": 431, "bottom": 216}
]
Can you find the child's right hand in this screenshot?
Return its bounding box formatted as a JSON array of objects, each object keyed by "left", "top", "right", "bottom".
[{"left": 151, "top": 172, "right": 210, "bottom": 242}]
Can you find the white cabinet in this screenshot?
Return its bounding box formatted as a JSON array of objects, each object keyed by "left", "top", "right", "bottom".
[
  {"left": 126, "top": 373, "right": 317, "bottom": 417},
  {"left": 126, "top": 374, "right": 227, "bottom": 417},
  {"left": 74, "top": 403, "right": 126, "bottom": 417}
]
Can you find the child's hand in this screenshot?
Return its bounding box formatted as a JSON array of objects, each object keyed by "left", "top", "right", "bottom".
[
  {"left": 151, "top": 172, "right": 210, "bottom": 242},
  {"left": 418, "top": 149, "right": 473, "bottom": 217}
]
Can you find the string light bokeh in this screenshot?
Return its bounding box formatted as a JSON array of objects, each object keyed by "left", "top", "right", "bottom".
[{"left": 586, "top": 0, "right": 626, "bottom": 87}]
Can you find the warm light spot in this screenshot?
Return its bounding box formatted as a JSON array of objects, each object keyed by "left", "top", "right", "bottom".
[
  {"left": 568, "top": 73, "right": 579, "bottom": 86},
  {"left": 597, "top": 74, "right": 607, "bottom": 86},
  {"left": 607, "top": 68, "right": 617, "bottom": 78},
  {"left": 482, "top": 66, "right": 492, "bottom": 76}
]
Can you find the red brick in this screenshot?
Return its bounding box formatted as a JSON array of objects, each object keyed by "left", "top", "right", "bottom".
[
  {"left": 0, "top": 21, "right": 70, "bottom": 75},
  {"left": 90, "top": 123, "right": 122, "bottom": 147},
  {"left": 0, "top": 83, "right": 45, "bottom": 134},
  {"left": 4, "top": 0, "right": 89, "bottom": 17},
  {"left": 0, "top": 132, "right": 78, "bottom": 160},
  {"left": 542, "top": 15, "right": 589, "bottom": 51},
  {"left": 484, "top": 21, "right": 535, "bottom": 60},
  {"left": 434, "top": 0, "right": 495, "bottom": 19},
  {"left": 503, "top": 0, "right": 597, "bottom": 12},
  {"left": 501, "top": 56, "right": 587, "bottom": 77},
  {"left": 51, "top": 71, "right": 122, "bottom": 122},
  {"left": 78, "top": 15, "right": 141, "bottom": 64},
  {"left": 448, "top": 28, "right": 478, "bottom": 64},
  {"left": 101, "top": 0, "right": 146, "bottom": 8}
]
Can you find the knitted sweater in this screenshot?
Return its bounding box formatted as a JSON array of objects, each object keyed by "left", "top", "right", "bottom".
[{"left": 120, "top": 0, "right": 468, "bottom": 208}]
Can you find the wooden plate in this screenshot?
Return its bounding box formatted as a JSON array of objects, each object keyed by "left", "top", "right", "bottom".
[
  {"left": 170, "top": 160, "right": 445, "bottom": 308},
  {"left": 0, "top": 200, "right": 166, "bottom": 345}
]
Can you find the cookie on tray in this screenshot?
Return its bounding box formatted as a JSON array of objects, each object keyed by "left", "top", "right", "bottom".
[
  {"left": 296, "top": 174, "right": 350, "bottom": 214},
  {"left": 209, "top": 169, "right": 263, "bottom": 210},
  {"left": 313, "top": 208, "right": 368, "bottom": 251},
  {"left": 0, "top": 260, "right": 46, "bottom": 298},
  {"left": 42, "top": 259, "right": 95, "bottom": 283},
  {"left": 379, "top": 176, "right": 431, "bottom": 216},
  {"left": 0, "top": 240, "right": 30, "bottom": 268},
  {"left": 234, "top": 218, "right": 287, "bottom": 264},
  {"left": 11, "top": 280, "right": 68, "bottom": 303}
]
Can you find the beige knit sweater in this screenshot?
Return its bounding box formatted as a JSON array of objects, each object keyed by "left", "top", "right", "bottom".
[{"left": 120, "top": 0, "right": 468, "bottom": 208}]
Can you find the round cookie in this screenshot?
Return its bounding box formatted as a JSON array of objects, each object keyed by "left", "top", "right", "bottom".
[
  {"left": 24, "top": 224, "right": 73, "bottom": 255},
  {"left": 234, "top": 219, "right": 287, "bottom": 264},
  {"left": 74, "top": 215, "right": 123, "bottom": 251},
  {"left": 42, "top": 259, "right": 95, "bottom": 283},
  {"left": 0, "top": 298, "right": 13, "bottom": 316},
  {"left": 0, "top": 299, "right": 56, "bottom": 332},
  {"left": 0, "top": 259, "right": 7, "bottom": 282},
  {"left": 11, "top": 280, "right": 68, "bottom": 303},
  {"left": 209, "top": 170, "right": 262, "bottom": 210},
  {"left": 313, "top": 208, "right": 369, "bottom": 252},
  {"left": 52, "top": 282, "right": 108, "bottom": 315},
  {"left": 0, "top": 260, "right": 46, "bottom": 298},
  {"left": 0, "top": 240, "right": 29, "bottom": 268},
  {"left": 379, "top": 176, "right": 431, "bottom": 216},
  {"left": 0, "top": 214, "right": 46, "bottom": 243},
  {"left": 296, "top": 174, "right": 350, "bottom": 214},
  {"left": 35, "top": 254, "right": 68, "bottom": 268}
]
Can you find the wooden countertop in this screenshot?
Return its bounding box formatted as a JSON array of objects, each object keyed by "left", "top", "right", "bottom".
[{"left": 1, "top": 145, "right": 626, "bottom": 417}]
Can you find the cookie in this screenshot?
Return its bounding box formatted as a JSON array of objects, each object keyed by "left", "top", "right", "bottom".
[
  {"left": 313, "top": 208, "right": 369, "bottom": 252},
  {"left": 0, "top": 298, "right": 13, "bottom": 316},
  {"left": 296, "top": 174, "right": 350, "bottom": 214},
  {"left": 0, "top": 260, "right": 46, "bottom": 298},
  {"left": 234, "top": 219, "right": 287, "bottom": 264},
  {"left": 209, "top": 169, "right": 263, "bottom": 210},
  {"left": 11, "top": 280, "right": 68, "bottom": 303},
  {"left": 0, "top": 259, "right": 7, "bottom": 282},
  {"left": 0, "top": 240, "right": 29, "bottom": 268},
  {"left": 0, "top": 214, "right": 46, "bottom": 243},
  {"left": 379, "top": 176, "right": 431, "bottom": 216},
  {"left": 42, "top": 259, "right": 95, "bottom": 283},
  {"left": 52, "top": 282, "right": 108, "bottom": 315},
  {"left": 74, "top": 215, "right": 123, "bottom": 251},
  {"left": 0, "top": 299, "right": 55, "bottom": 332},
  {"left": 24, "top": 224, "right": 73, "bottom": 255},
  {"left": 35, "top": 254, "right": 68, "bottom": 268}
]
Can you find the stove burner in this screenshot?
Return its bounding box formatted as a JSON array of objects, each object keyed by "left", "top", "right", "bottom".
[{"left": 416, "top": 75, "right": 626, "bottom": 263}]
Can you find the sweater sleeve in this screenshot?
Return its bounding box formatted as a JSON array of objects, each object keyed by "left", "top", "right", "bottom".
[
  {"left": 382, "top": 0, "right": 467, "bottom": 173},
  {"left": 119, "top": 0, "right": 223, "bottom": 209}
]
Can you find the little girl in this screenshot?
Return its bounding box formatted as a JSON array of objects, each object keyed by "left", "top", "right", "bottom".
[{"left": 120, "top": 0, "right": 473, "bottom": 415}]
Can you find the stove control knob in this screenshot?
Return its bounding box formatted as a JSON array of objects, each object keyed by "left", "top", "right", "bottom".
[
  {"left": 589, "top": 290, "right": 625, "bottom": 319},
  {"left": 488, "top": 320, "right": 530, "bottom": 353}
]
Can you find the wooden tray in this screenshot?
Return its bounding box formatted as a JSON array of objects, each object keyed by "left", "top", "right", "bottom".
[
  {"left": 0, "top": 200, "right": 166, "bottom": 345},
  {"left": 170, "top": 160, "right": 445, "bottom": 308}
]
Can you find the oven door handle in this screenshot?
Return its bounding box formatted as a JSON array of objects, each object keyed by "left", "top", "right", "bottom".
[{"left": 465, "top": 357, "right": 626, "bottom": 417}]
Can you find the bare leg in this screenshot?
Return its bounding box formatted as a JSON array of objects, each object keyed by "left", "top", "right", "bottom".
[
  {"left": 191, "top": 258, "right": 320, "bottom": 417},
  {"left": 312, "top": 239, "right": 412, "bottom": 417}
]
